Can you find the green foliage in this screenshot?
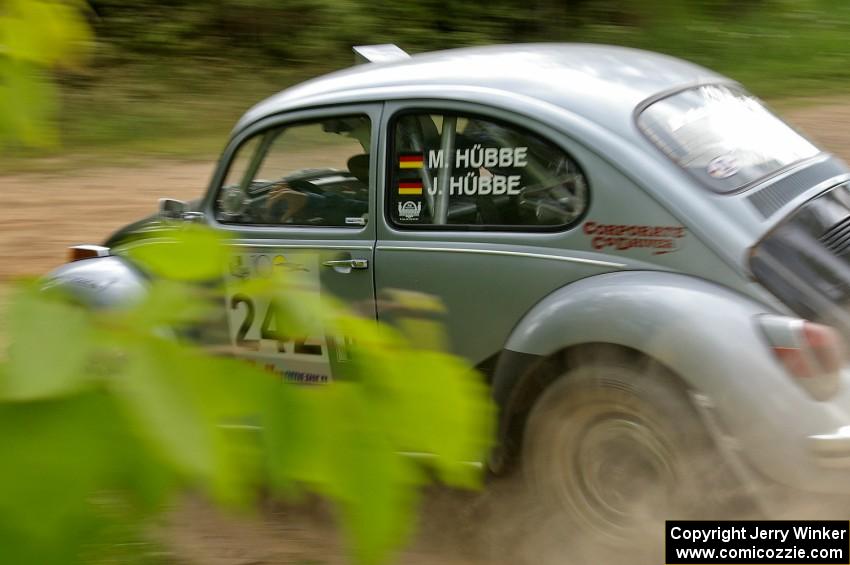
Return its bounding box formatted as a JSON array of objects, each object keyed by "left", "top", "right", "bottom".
[
  {"left": 124, "top": 225, "right": 230, "bottom": 281},
  {"left": 0, "top": 225, "right": 494, "bottom": 564},
  {"left": 5, "top": 0, "right": 850, "bottom": 165},
  {"left": 81, "top": 0, "right": 850, "bottom": 95},
  {"left": 0, "top": 0, "right": 91, "bottom": 146}
]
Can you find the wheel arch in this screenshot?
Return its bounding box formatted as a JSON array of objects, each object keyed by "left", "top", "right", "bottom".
[
  {"left": 491, "top": 342, "right": 690, "bottom": 472},
  {"left": 487, "top": 270, "right": 781, "bottom": 473}
]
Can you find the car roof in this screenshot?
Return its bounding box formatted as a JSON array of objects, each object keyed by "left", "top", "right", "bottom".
[{"left": 236, "top": 43, "right": 728, "bottom": 134}]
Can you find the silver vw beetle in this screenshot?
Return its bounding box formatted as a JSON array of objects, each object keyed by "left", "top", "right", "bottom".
[{"left": 47, "top": 44, "right": 850, "bottom": 543}]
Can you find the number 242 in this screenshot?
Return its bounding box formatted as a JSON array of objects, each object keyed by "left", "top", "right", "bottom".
[{"left": 229, "top": 294, "right": 323, "bottom": 355}]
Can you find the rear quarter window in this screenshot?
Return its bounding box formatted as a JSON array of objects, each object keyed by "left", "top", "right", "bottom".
[{"left": 388, "top": 112, "right": 589, "bottom": 231}]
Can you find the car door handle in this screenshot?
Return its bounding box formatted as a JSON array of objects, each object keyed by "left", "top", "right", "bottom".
[{"left": 322, "top": 258, "right": 369, "bottom": 270}]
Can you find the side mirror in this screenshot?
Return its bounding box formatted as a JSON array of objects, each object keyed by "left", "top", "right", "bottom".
[{"left": 159, "top": 198, "right": 187, "bottom": 220}]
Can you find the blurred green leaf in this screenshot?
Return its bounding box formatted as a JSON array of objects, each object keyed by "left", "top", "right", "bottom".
[
  {"left": 123, "top": 225, "right": 229, "bottom": 281},
  {"left": 1, "top": 224, "right": 495, "bottom": 565},
  {"left": 0, "top": 391, "right": 154, "bottom": 565},
  {"left": 116, "top": 341, "right": 219, "bottom": 480},
  {"left": 0, "top": 0, "right": 91, "bottom": 146},
  {"left": 4, "top": 284, "right": 93, "bottom": 400},
  {"left": 1, "top": 0, "right": 91, "bottom": 66},
  {"left": 264, "top": 384, "right": 337, "bottom": 495},
  {"left": 333, "top": 395, "right": 420, "bottom": 565},
  {"left": 118, "top": 278, "right": 214, "bottom": 330}
]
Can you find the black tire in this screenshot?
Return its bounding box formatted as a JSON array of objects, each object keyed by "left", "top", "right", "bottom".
[{"left": 520, "top": 358, "right": 739, "bottom": 557}]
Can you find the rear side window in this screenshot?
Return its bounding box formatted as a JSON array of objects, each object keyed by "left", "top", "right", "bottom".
[
  {"left": 638, "top": 84, "right": 819, "bottom": 193},
  {"left": 388, "top": 112, "right": 588, "bottom": 230}
]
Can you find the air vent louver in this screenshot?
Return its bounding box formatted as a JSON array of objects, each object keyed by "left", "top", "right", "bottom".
[
  {"left": 820, "top": 215, "right": 850, "bottom": 256},
  {"left": 748, "top": 159, "right": 848, "bottom": 219}
]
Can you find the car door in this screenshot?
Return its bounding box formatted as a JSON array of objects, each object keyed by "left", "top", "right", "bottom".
[
  {"left": 375, "top": 102, "right": 614, "bottom": 367},
  {"left": 203, "top": 104, "right": 381, "bottom": 383}
]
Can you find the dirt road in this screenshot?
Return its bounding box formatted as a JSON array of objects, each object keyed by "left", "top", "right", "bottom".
[
  {"left": 164, "top": 491, "right": 506, "bottom": 565},
  {"left": 0, "top": 161, "right": 208, "bottom": 280}
]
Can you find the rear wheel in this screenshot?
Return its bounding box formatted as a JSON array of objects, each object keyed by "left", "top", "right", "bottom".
[{"left": 521, "top": 359, "right": 739, "bottom": 554}]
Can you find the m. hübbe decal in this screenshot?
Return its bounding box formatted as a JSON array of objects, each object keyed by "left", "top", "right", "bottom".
[{"left": 583, "top": 221, "right": 686, "bottom": 255}]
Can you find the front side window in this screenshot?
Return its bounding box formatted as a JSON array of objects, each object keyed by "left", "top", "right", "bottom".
[
  {"left": 216, "top": 115, "right": 371, "bottom": 227},
  {"left": 638, "top": 84, "right": 820, "bottom": 193},
  {"left": 388, "top": 112, "right": 589, "bottom": 229}
]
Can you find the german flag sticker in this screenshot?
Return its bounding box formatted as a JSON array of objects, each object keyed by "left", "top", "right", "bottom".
[
  {"left": 398, "top": 181, "right": 423, "bottom": 195},
  {"left": 399, "top": 153, "right": 424, "bottom": 169}
]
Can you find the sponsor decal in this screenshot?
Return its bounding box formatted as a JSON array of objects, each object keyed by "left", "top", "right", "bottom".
[
  {"left": 707, "top": 154, "right": 739, "bottom": 179},
  {"left": 66, "top": 276, "right": 116, "bottom": 291},
  {"left": 399, "top": 153, "right": 424, "bottom": 169},
  {"left": 243, "top": 361, "right": 330, "bottom": 384},
  {"left": 231, "top": 253, "right": 308, "bottom": 278},
  {"left": 397, "top": 200, "right": 422, "bottom": 221},
  {"left": 228, "top": 256, "right": 250, "bottom": 279},
  {"left": 225, "top": 251, "right": 335, "bottom": 383},
  {"left": 583, "top": 221, "right": 686, "bottom": 255},
  {"left": 283, "top": 370, "right": 330, "bottom": 384},
  {"left": 272, "top": 254, "right": 309, "bottom": 273},
  {"left": 398, "top": 181, "right": 423, "bottom": 195}
]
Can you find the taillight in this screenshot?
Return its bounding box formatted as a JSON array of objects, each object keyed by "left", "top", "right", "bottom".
[
  {"left": 68, "top": 244, "right": 110, "bottom": 262},
  {"left": 760, "top": 316, "right": 844, "bottom": 400},
  {"left": 803, "top": 322, "right": 844, "bottom": 375}
]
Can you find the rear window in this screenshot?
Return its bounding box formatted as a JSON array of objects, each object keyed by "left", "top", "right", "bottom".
[{"left": 638, "top": 85, "right": 819, "bottom": 193}]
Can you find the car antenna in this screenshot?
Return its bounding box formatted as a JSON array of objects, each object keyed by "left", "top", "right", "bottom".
[{"left": 352, "top": 44, "right": 410, "bottom": 65}]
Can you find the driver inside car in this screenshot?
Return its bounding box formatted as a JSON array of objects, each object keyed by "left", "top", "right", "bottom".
[{"left": 267, "top": 118, "right": 370, "bottom": 224}]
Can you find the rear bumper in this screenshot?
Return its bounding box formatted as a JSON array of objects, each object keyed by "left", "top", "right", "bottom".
[
  {"left": 694, "top": 366, "right": 850, "bottom": 497},
  {"left": 808, "top": 426, "right": 850, "bottom": 469}
]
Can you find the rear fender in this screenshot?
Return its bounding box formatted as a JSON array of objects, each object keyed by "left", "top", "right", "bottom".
[
  {"left": 496, "top": 271, "right": 776, "bottom": 403},
  {"left": 491, "top": 271, "right": 845, "bottom": 485}
]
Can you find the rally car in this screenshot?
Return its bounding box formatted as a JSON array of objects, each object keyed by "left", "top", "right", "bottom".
[{"left": 46, "top": 43, "right": 850, "bottom": 543}]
